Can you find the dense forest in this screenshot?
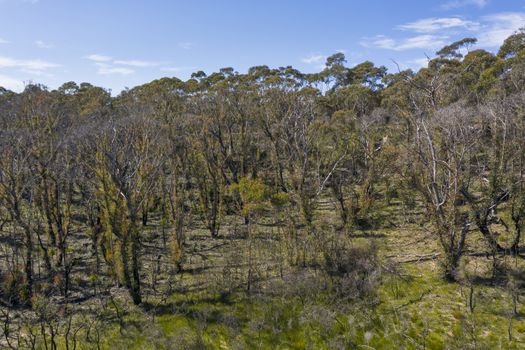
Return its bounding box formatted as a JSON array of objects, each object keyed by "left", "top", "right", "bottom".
[{"left": 0, "top": 30, "right": 525, "bottom": 349}]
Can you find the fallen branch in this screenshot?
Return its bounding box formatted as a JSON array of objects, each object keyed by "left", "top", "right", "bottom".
[
  {"left": 397, "top": 253, "right": 441, "bottom": 264},
  {"left": 393, "top": 289, "right": 432, "bottom": 311}
]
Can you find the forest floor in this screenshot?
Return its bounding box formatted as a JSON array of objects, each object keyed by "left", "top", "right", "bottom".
[{"left": 4, "top": 196, "right": 525, "bottom": 349}]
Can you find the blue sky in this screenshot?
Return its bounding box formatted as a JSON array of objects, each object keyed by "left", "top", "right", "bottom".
[{"left": 0, "top": 0, "right": 524, "bottom": 93}]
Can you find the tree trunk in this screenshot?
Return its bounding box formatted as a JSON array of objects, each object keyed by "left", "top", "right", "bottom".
[
  {"left": 24, "top": 228, "right": 33, "bottom": 303},
  {"left": 130, "top": 235, "right": 142, "bottom": 305},
  {"left": 441, "top": 217, "right": 468, "bottom": 282},
  {"left": 141, "top": 205, "right": 148, "bottom": 226},
  {"left": 209, "top": 183, "right": 220, "bottom": 238},
  {"left": 510, "top": 218, "right": 521, "bottom": 255},
  {"left": 119, "top": 235, "right": 133, "bottom": 294}
]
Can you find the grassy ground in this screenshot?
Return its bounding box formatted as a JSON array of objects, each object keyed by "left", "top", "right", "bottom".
[
  {"left": 93, "top": 264, "right": 525, "bottom": 348},
  {"left": 7, "top": 197, "right": 525, "bottom": 349}
]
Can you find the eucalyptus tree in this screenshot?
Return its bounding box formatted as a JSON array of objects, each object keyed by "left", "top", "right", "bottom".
[
  {"left": 0, "top": 85, "right": 83, "bottom": 301},
  {"left": 0, "top": 128, "right": 36, "bottom": 303},
  {"left": 498, "top": 28, "right": 525, "bottom": 93},
  {"left": 399, "top": 51, "right": 481, "bottom": 280},
  {"left": 410, "top": 102, "right": 480, "bottom": 280},
  {"left": 461, "top": 92, "right": 525, "bottom": 263},
  {"left": 94, "top": 109, "right": 165, "bottom": 304},
  {"left": 320, "top": 58, "right": 389, "bottom": 228}
]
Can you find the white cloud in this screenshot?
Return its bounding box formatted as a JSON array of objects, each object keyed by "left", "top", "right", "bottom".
[
  {"left": 113, "top": 59, "right": 159, "bottom": 67},
  {"left": 86, "top": 54, "right": 113, "bottom": 62},
  {"left": 441, "top": 0, "right": 488, "bottom": 10},
  {"left": 19, "top": 68, "right": 54, "bottom": 77},
  {"left": 160, "top": 66, "right": 196, "bottom": 72},
  {"left": 0, "top": 74, "right": 24, "bottom": 91},
  {"left": 362, "top": 9, "right": 524, "bottom": 54},
  {"left": 397, "top": 35, "right": 448, "bottom": 50},
  {"left": 87, "top": 54, "right": 160, "bottom": 69},
  {"left": 0, "top": 38, "right": 8, "bottom": 44},
  {"left": 361, "top": 36, "right": 395, "bottom": 49},
  {"left": 95, "top": 63, "right": 134, "bottom": 75},
  {"left": 301, "top": 54, "right": 327, "bottom": 64},
  {"left": 398, "top": 17, "right": 479, "bottom": 33},
  {"left": 362, "top": 35, "right": 448, "bottom": 51},
  {"left": 178, "top": 42, "right": 193, "bottom": 50},
  {"left": 0, "top": 56, "right": 60, "bottom": 70},
  {"left": 87, "top": 54, "right": 159, "bottom": 74},
  {"left": 0, "top": 0, "right": 40, "bottom": 3},
  {"left": 0, "top": 0, "right": 40, "bottom": 4},
  {"left": 478, "top": 12, "right": 525, "bottom": 47},
  {"left": 407, "top": 58, "right": 430, "bottom": 69},
  {"left": 35, "top": 40, "right": 54, "bottom": 49}
]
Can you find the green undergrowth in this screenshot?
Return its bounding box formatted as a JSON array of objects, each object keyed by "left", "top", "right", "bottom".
[
  {"left": 69, "top": 264, "right": 525, "bottom": 349},
  {"left": 29, "top": 214, "right": 525, "bottom": 349}
]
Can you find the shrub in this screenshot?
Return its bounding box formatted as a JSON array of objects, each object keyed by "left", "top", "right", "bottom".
[
  {"left": 323, "top": 239, "right": 382, "bottom": 300},
  {"left": 0, "top": 269, "right": 28, "bottom": 305}
]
